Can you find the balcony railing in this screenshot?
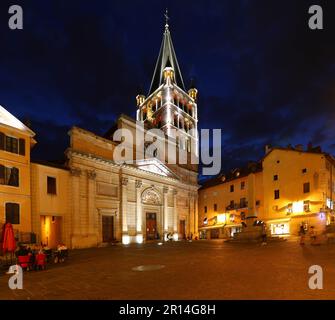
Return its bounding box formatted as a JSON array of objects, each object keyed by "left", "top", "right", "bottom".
[{"left": 226, "top": 202, "right": 248, "bottom": 211}]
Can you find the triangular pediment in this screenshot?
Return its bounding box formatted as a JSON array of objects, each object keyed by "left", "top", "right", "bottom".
[
  {"left": 0, "top": 105, "right": 35, "bottom": 136},
  {"left": 134, "top": 158, "right": 179, "bottom": 179}
]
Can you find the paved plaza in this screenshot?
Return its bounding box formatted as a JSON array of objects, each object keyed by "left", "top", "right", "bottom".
[{"left": 1, "top": 239, "right": 335, "bottom": 300}]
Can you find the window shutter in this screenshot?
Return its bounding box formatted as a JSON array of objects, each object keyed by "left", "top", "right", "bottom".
[
  {"left": 12, "top": 167, "right": 19, "bottom": 187},
  {"left": 13, "top": 203, "right": 20, "bottom": 224},
  {"left": 5, "top": 203, "right": 11, "bottom": 223},
  {"left": 0, "top": 133, "right": 4, "bottom": 150},
  {"left": 7, "top": 167, "right": 19, "bottom": 187},
  {"left": 0, "top": 165, "right": 4, "bottom": 184},
  {"left": 19, "top": 138, "right": 25, "bottom": 156}
]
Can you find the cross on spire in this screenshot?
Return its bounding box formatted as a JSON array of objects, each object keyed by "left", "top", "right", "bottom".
[{"left": 164, "top": 9, "right": 169, "bottom": 28}]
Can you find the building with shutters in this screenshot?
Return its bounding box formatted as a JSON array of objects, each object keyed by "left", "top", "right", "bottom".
[
  {"left": 0, "top": 105, "right": 36, "bottom": 238},
  {"left": 199, "top": 145, "right": 335, "bottom": 239}
]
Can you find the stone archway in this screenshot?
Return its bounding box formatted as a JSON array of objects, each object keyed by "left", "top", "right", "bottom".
[{"left": 141, "top": 187, "right": 162, "bottom": 205}]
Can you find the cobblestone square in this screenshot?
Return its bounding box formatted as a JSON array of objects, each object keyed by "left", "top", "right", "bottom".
[{"left": 1, "top": 239, "right": 335, "bottom": 300}]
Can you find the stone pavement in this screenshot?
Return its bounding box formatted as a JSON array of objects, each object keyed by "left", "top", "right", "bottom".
[{"left": 1, "top": 239, "right": 335, "bottom": 300}]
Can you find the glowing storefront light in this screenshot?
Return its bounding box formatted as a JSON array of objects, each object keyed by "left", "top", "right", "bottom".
[
  {"left": 271, "top": 223, "right": 290, "bottom": 235},
  {"left": 292, "top": 201, "right": 304, "bottom": 213},
  {"left": 173, "top": 233, "right": 179, "bottom": 241},
  {"left": 217, "top": 214, "right": 226, "bottom": 224},
  {"left": 327, "top": 198, "right": 333, "bottom": 209}
]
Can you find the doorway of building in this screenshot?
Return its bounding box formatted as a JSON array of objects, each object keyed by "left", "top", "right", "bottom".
[
  {"left": 179, "top": 220, "right": 186, "bottom": 239},
  {"left": 40, "top": 215, "right": 62, "bottom": 248},
  {"left": 102, "top": 215, "right": 115, "bottom": 243},
  {"left": 146, "top": 212, "right": 157, "bottom": 240}
]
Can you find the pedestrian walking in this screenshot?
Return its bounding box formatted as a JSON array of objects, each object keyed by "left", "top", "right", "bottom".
[
  {"left": 309, "top": 226, "right": 316, "bottom": 245},
  {"left": 299, "top": 224, "right": 306, "bottom": 245},
  {"left": 261, "top": 223, "right": 267, "bottom": 245}
]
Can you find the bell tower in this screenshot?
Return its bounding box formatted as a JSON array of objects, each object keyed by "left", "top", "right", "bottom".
[{"left": 136, "top": 11, "right": 199, "bottom": 157}]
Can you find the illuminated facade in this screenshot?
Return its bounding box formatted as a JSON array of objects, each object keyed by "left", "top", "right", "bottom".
[
  {"left": 0, "top": 19, "right": 199, "bottom": 249},
  {"left": 0, "top": 105, "right": 36, "bottom": 239},
  {"left": 199, "top": 145, "right": 335, "bottom": 238},
  {"left": 136, "top": 21, "right": 198, "bottom": 157}
]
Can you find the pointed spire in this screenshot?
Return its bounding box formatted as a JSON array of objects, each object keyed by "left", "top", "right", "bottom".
[{"left": 148, "top": 11, "right": 185, "bottom": 95}]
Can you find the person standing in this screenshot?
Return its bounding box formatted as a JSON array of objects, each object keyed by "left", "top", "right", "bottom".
[
  {"left": 261, "top": 223, "right": 267, "bottom": 245},
  {"left": 309, "top": 226, "right": 316, "bottom": 245},
  {"left": 299, "top": 224, "right": 306, "bottom": 245}
]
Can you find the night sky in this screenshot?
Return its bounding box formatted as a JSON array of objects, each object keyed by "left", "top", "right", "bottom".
[{"left": 0, "top": 0, "right": 335, "bottom": 177}]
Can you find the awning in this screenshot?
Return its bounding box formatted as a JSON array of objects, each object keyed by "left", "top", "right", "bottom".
[
  {"left": 267, "top": 218, "right": 291, "bottom": 224},
  {"left": 224, "top": 223, "right": 242, "bottom": 228},
  {"left": 199, "top": 223, "right": 242, "bottom": 230},
  {"left": 199, "top": 224, "right": 225, "bottom": 230}
]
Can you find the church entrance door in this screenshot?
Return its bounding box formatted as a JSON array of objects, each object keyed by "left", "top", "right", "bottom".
[{"left": 146, "top": 212, "right": 157, "bottom": 240}]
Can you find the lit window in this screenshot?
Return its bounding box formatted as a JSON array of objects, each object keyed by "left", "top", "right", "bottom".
[{"left": 0, "top": 165, "right": 19, "bottom": 187}]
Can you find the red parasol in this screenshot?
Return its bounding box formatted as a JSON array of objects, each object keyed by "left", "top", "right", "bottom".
[{"left": 2, "top": 222, "right": 16, "bottom": 253}]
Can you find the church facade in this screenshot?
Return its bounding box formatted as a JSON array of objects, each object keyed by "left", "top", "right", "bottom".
[{"left": 0, "top": 20, "right": 200, "bottom": 249}]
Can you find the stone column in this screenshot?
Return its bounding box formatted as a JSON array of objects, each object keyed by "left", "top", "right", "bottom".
[
  {"left": 194, "top": 192, "right": 199, "bottom": 238},
  {"left": 163, "top": 186, "right": 169, "bottom": 240},
  {"left": 121, "top": 177, "right": 129, "bottom": 244},
  {"left": 135, "top": 180, "right": 143, "bottom": 243},
  {"left": 188, "top": 192, "right": 193, "bottom": 239},
  {"left": 70, "top": 167, "right": 81, "bottom": 246},
  {"left": 173, "top": 189, "right": 178, "bottom": 239},
  {"left": 87, "top": 170, "right": 96, "bottom": 236}
]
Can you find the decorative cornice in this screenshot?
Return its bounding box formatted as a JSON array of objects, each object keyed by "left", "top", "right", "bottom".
[
  {"left": 163, "top": 186, "right": 169, "bottom": 194},
  {"left": 67, "top": 149, "right": 200, "bottom": 191},
  {"left": 70, "top": 167, "right": 81, "bottom": 177},
  {"left": 135, "top": 180, "right": 142, "bottom": 188}
]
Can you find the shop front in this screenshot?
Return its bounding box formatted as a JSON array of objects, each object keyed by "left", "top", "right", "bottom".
[{"left": 267, "top": 218, "right": 290, "bottom": 236}]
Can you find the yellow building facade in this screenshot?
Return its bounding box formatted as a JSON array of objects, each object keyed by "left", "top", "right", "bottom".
[
  {"left": 199, "top": 163, "right": 263, "bottom": 239},
  {"left": 30, "top": 162, "right": 70, "bottom": 248},
  {"left": 0, "top": 105, "right": 36, "bottom": 239},
  {"left": 199, "top": 146, "right": 335, "bottom": 238},
  {"left": 263, "top": 147, "right": 335, "bottom": 236}
]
